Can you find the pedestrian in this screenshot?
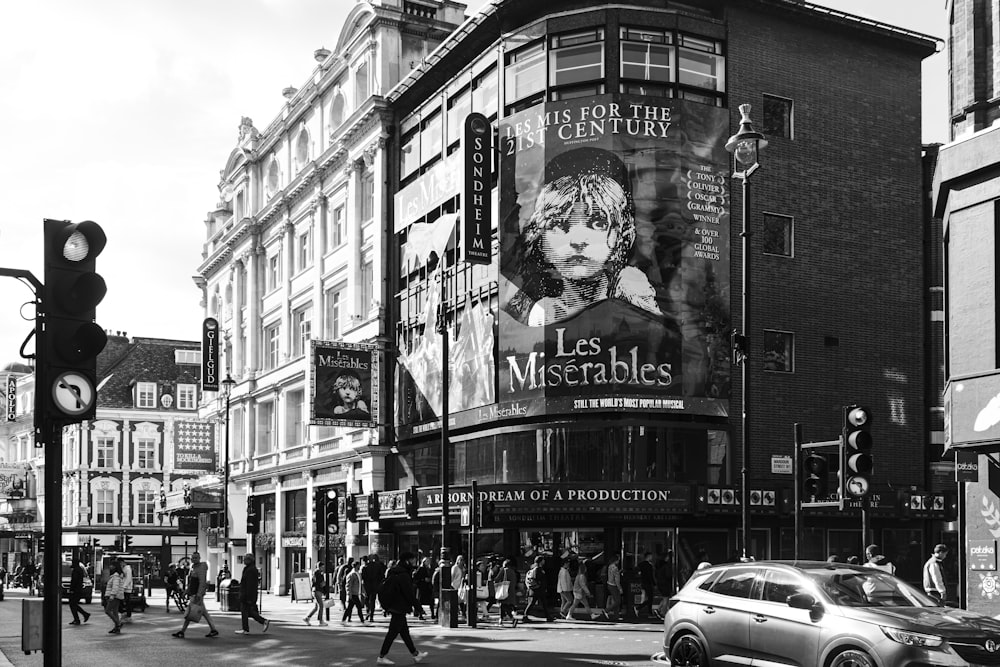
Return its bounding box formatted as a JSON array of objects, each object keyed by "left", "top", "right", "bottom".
[
  {"left": 493, "top": 558, "right": 518, "bottom": 625},
  {"left": 605, "top": 553, "right": 622, "bottom": 621},
  {"left": 655, "top": 551, "right": 675, "bottom": 599},
  {"left": 164, "top": 563, "right": 180, "bottom": 612},
  {"left": 557, "top": 559, "right": 573, "bottom": 617},
  {"left": 412, "top": 556, "right": 432, "bottom": 621},
  {"left": 566, "top": 559, "right": 602, "bottom": 620},
  {"left": 635, "top": 552, "right": 655, "bottom": 618},
  {"left": 235, "top": 553, "right": 270, "bottom": 635},
  {"left": 430, "top": 552, "right": 450, "bottom": 616},
  {"left": 0, "top": 562, "right": 6, "bottom": 601},
  {"left": 518, "top": 555, "right": 553, "bottom": 624},
  {"left": 451, "top": 554, "right": 468, "bottom": 620},
  {"left": 104, "top": 560, "right": 125, "bottom": 634},
  {"left": 171, "top": 551, "right": 220, "bottom": 638},
  {"left": 303, "top": 562, "right": 328, "bottom": 626},
  {"left": 118, "top": 557, "right": 134, "bottom": 621},
  {"left": 342, "top": 560, "right": 366, "bottom": 625},
  {"left": 216, "top": 559, "right": 230, "bottom": 603},
  {"left": 375, "top": 552, "right": 428, "bottom": 665},
  {"left": 864, "top": 544, "right": 896, "bottom": 575},
  {"left": 335, "top": 557, "right": 353, "bottom": 611},
  {"left": 363, "top": 554, "right": 386, "bottom": 622},
  {"left": 923, "top": 543, "right": 949, "bottom": 602},
  {"left": 67, "top": 555, "right": 91, "bottom": 626}
]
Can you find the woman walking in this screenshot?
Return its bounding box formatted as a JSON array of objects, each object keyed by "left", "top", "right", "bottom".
[
  {"left": 413, "top": 556, "right": 433, "bottom": 621},
  {"left": 557, "top": 559, "right": 574, "bottom": 617},
  {"left": 342, "top": 560, "right": 366, "bottom": 625},
  {"left": 451, "top": 555, "right": 468, "bottom": 620},
  {"left": 104, "top": 560, "right": 125, "bottom": 634},
  {"left": 566, "top": 559, "right": 602, "bottom": 620}
]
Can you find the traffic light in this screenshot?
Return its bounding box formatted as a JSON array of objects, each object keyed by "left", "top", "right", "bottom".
[
  {"left": 246, "top": 497, "right": 260, "bottom": 534},
  {"left": 114, "top": 535, "right": 122, "bottom": 551},
  {"left": 92, "top": 538, "right": 101, "bottom": 551},
  {"left": 368, "top": 491, "right": 380, "bottom": 521},
  {"left": 346, "top": 494, "right": 358, "bottom": 522},
  {"left": 124, "top": 534, "right": 133, "bottom": 551},
  {"left": 802, "top": 452, "right": 829, "bottom": 502},
  {"left": 42, "top": 219, "right": 108, "bottom": 422},
  {"left": 841, "top": 405, "right": 873, "bottom": 499},
  {"left": 479, "top": 500, "right": 496, "bottom": 528},
  {"left": 325, "top": 494, "right": 339, "bottom": 534},
  {"left": 405, "top": 487, "right": 418, "bottom": 520}
]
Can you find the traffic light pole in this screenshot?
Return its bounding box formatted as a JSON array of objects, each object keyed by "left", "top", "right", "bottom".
[
  {"left": 793, "top": 423, "right": 802, "bottom": 560},
  {"left": 43, "top": 419, "right": 64, "bottom": 667}
]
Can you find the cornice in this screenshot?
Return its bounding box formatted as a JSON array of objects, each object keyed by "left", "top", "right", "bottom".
[{"left": 231, "top": 449, "right": 364, "bottom": 485}]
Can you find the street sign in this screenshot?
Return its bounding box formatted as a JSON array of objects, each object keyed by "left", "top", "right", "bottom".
[
  {"left": 771, "top": 455, "right": 792, "bottom": 474},
  {"left": 51, "top": 371, "right": 96, "bottom": 416},
  {"left": 460, "top": 505, "right": 471, "bottom": 527}
]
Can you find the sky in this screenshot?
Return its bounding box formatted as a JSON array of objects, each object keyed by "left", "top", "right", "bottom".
[{"left": 0, "top": 0, "right": 948, "bottom": 367}]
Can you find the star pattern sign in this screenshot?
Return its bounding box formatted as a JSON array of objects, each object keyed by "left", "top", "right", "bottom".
[{"left": 173, "top": 420, "right": 217, "bottom": 471}]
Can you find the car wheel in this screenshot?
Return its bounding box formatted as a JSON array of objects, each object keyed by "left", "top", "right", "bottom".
[
  {"left": 669, "top": 634, "right": 708, "bottom": 666},
  {"left": 830, "top": 649, "right": 875, "bottom": 667}
]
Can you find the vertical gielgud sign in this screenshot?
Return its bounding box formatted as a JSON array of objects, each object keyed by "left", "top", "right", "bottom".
[
  {"left": 311, "top": 340, "right": 379, "bottom": 428},
  {"left": 498, "top": 95, "right": 732, "bottom": 418},
  {"left": 464, "top": 112, "right": 492, "bottom": 265},
  {"left": 202, "top": 317, "right": 219, "bottom": 391}
]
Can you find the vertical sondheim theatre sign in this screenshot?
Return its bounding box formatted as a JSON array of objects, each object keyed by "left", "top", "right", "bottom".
[
  {"left": 463, "top": 112, "right": 492, "bottom": 265},
  {"left": 310, "top": 340, "right": 379, "bottom": 428}
]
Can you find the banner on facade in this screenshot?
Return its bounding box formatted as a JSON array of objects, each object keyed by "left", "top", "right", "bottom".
[
  {"left": 310, "top": 340, "right": 379, "bottom": 428},
  {"left": 5, "top": 375, "right": 15, "bottom": 422},
  {"left": 0, "top": 463, "right": 26, "bottom": 499},
  {"left": 498, "top": 95, "right": 732, "bottom": 419},
  {"left": 202, "top": 317, "right": 219, "bottom": 392},
  {"left": 173, "top": 420, "right": 217, "bottom": 471}
]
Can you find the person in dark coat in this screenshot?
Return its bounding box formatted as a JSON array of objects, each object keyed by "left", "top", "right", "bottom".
[
  {"left": 235, "top": 553, "right": 270, "bottom": 635},
  {"left": 413, "top": 556, "right": 433, "bottom": 620},
  {"left": 362, "top": 554, "right": 387, "bottom": 622},
  {"left": 67, "top": 556, "right": 91, "bottom": 625},
  {"left": 376, "top": 552, "right": 428, "bottom": 665},
  {"left": 635, "top": 552, "right": 656, "bottom": 618}
]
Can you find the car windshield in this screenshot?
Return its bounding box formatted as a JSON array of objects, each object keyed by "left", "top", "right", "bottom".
[{"left": 804, "top": 567, "right": 936, "bottom": 608}]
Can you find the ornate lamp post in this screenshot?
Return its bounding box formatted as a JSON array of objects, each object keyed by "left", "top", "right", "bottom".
[{"left": 725, "top": 104, "right": 767, "bottom": 561}]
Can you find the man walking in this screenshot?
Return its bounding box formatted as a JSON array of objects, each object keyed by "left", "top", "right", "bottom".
[
  {"left": 605, "top": 553, "right": 622, "bottom": 621},
  {"left": 517, "top": 555, "right": 553, "bottom": 625},
  {"left": 375, "top": 552, "right": 428, "bottom": 665},
  {"left": 119, "top": 557, "right": 134, "bottom": 621},
  {"left": 303, "top": 562, "right": 328, "bottom": 626},
  {"left": 171, "top": 551, "right": 220, "bottom": 638},
  {"left": 235, "top": 554, "right": 270, "bottom": 635},
  {"left": 923, "top": 543, "right": 949, "bottom": 602},
  {"left": 363, "top": 554, "right": 386, "bottom": 622},
  {"left": 335, "top": 557, "right": 353, "bottom": 610},
  {"left": 67, "top": 556, "right": 91, "bottom": 625},
  {"left": 635, "top": 552, "right": 655, "bottom": 618}
]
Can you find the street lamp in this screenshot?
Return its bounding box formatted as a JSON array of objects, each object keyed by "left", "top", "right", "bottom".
[
  {"left": 220, "top": 374, "right": 236, "bottom": 555},
  {"left": 725, "top": 103, "right": 767, "bottom": 561}
]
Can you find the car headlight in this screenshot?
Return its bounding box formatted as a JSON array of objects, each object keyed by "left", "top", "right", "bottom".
[{"left": 881, "top": 626, "right": 944, "bottom": 648}]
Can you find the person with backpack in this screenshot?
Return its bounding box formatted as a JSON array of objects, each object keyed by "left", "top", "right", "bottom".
[
  {"left": 517, "top": 555, "right": 553, "bottom": 625},
  {"left": 303, "top": 562, "right": 328, "bottom": 626},
  {"left": 375, "top": 552, "right": 428, "bottom": 665}
]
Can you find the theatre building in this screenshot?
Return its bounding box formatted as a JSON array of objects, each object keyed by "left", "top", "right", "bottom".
[{"left": 357, "top": 0, "right": 942, "bottom": 586}]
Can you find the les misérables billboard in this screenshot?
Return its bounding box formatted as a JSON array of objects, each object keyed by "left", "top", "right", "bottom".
[{"left": 498, "top": 95, "right": 732, "bottom": 418}]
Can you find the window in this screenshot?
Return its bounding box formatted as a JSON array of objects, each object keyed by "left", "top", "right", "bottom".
[
  {"left": 621, "top": 28, "right": 673, "bottom": 93},
  {"left": 678, "top": 35, "right": 725, "bottom": 92},
  {"left": 762, "top": 214, "right": 793, "bottom": 257},
  {"left": 296, "top": 230, "right": 311, "bottom": 272},
  {"left": 761, "top": 569, "right": 804, "bottom": 604},
  {"left": 472, "top": 66, "right": 498, "bottom": 118},
  {"left": 355, "top": 60, "right": 369, "bottom": 102},
  {"left": 136, "top": 438, "right": 156, "bottom": 470},
  {"left": 256, "top": 401, "right": 274, "bottom": 455},
  {"left": 329, "top": 205, "right": 345, "bottom": 249},
  {"left": 294, "top": 130, "right": 310, "bottom": 172},
  {"left": 174, "top": 350, "right": 200, "bottom": 365},
  {"left": 267, "top": 254, "right": 280, "bottom": 291},
  {"left": 504, "top": 41, "right": 545, "bottom": 111},
  {"left": 400, "top": 126, "right": 420, "bottom": 180},
  {"left": 232, "top": 406, "right": 245, "bottom": 459},
  {"left": 136, "top": 382, "right": 156, "bottom": 409},
  {"left": 238, "top": 265, "right": 247, "bottom": 307},
  {"left": 763, "top": 330, "right": 794, "bottom": 373},
  {"left": 325, "top": 286, "right": 343, "bottom": 339},
  {"left": 137, "top": 491, "right": 156, "bottom": 524},
  {"left": 286, "top": 389, "right": 305, "bottom": 448},
  {"left": 266, "top": 159, "right": 281, "bottom": 199},
  {"left": 360, "top": 172, "right": 375, "bottom": 223},
  {"left": 420, "top": 109, "right": 442, "bottom": 167},
  {"left": 95, "top": 489, "right": 114, "bottom": 524},
  {"left": 264, "top": 322, "right": 280, "bottom": 369},
  {"left": 177, "top": 384, "right": 197, "bottom": 410},
  {"left": 446, "top": 86, "right": 471, "bottom": 150},
  {"left": 284, "top": 488, "right": 308, "bottom": 533},
  {"left": 96, "top": 437, "right": 115, "bottom": 468},
  {"left": 330, "top": 92, "right": 345, "bottom": 130},
  {"left": 292, "top": 305, "right": 312, "bottom": 358},
  {"left": 360, "top": 256, "right": 374, "bottom": 315},
  {"left": 762, "top": 94, "right": 793, "bottom": 139},
  {"left": 550, "top": 29, "right": 604, "bottom": 88},
  {"left": 709, "top": 567, "right": 757, "bottom": 599}
]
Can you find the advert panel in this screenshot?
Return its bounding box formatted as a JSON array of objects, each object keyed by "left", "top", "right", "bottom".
[
  {"left": 311, "top": 340, "right": 380, "bottom": 428},
  {"left": 498, "top": 95, "right": 731, "bottom": 417}
]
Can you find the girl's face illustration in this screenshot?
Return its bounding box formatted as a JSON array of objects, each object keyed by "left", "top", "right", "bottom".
[
  {"left": 542, "top": 201, "right": 616, "bottom": 281},
  {"left": 338, "top": 385, "right": 358, "bottom": 405}
]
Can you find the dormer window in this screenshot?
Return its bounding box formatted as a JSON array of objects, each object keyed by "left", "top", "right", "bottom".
[{"left": 136, "top": 382, "right": 156, "bottom": 409}]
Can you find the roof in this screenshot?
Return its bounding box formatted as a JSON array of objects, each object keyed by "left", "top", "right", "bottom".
[{"left": 97, "top": 335, "right": 201, "bottom": 410}]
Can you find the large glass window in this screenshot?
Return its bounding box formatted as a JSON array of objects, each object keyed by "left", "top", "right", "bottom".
[
  {"left": 678, "top": 35, "right": 725, "bottom": 92},
  {"left": 286, "top": 389, "right": 305, "bottom": 448},
  {"left": 136, "top": 438, "right": 156, "bottom": 470},
  {"left": 550, "top": 29, "right": 604, "bottom": 88},
  {"left": 420, "top": 109, "right": 442, "bottom": 167},
  {"left": 136, "top": 382, "right": 156, "bottom": 409},
  {"left": 763, "top": 330, "right": 794, "bottom": 373},
  {"left": 446, "top": 86, "right": 471, "bottom": 150},
  {"left": 360, "top": 255, "right": 374, "bottom": 315},
  {"left": 504, "top": 41, "right": 545, "bottom": 111},
  {"left": 264, "top": 323, "right": 280, "bottom": 369},
  {"left": 284, "top": 488, "right": 308, "bottom": 533},
  {"left": 137, "top": 491, "right": 156, "bottom": 524},
  {"left": 292, "top": 305, "right": 312, "bottom": 358},
  {"left": 360, "top": 172, "right": 375, "bottom": 223},
  {"left": 177, "top": 384, "right": 197, "bottom": 410},
  {"left": 256, "top": 401, "right": 274, "bottom": 455},
  {"left": 96, "top": 437, "right": 115, "bottom": 468},
  {"left": 621, "top": 28, "right": 673, "bottom": 84},
  {"left": 762, "top": 214, "right": 793, "bottom": 257},
  {"left": 762, "top": 94, "right": 793, "bottom": 139},
  {"left": 95, "top": 489, "right": 114, "bottom": 524},
  {"left": 324, "top": 286, "right": 343, "bottom": 339},
  {"left": 400, "top": 127, "right": 420, "bottom": 181},
  {"left": 472, "top": 66, "right": 498, "bottom": 118}
]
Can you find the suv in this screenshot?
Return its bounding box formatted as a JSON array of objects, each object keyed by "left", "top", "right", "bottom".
[{"left": 663, "top": 560, "right": 1000, "bottom": 666}]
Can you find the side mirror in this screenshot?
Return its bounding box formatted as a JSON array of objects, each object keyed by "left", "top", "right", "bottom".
[{"left": 787, "top": 592, "right": 818, "bottom": 610}]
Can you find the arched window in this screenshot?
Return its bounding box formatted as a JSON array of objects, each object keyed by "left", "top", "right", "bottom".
[
  {"left": 330, "top": 92, "right": 345, "bottom": 131},
  {"left": 294, "top": 129, "right": 310, "bottom": 173},
  {"left": 266, "top": 158, "right": 281, "bottom": 199}
]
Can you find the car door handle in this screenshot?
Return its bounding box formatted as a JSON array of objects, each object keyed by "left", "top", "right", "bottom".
[
  {"left": 704, "top": 607, "right": 716, "bottom": 614},
  {"left": 753, "top": 614, "right": 767, "bottom": 623}
]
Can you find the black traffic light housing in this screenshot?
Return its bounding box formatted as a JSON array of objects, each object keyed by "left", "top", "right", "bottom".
[
  {"left": 841, "top": 405, "right": 873, "bottom": 499},
  {"left": 802, "top": 452, "right": 829, "bottom": 502},
  {"left": 405, "top": 487, "right": 418, "bottom": 519},
  {"left": 368, "top": 491, "right": 380, "bottom": 521},
  {"left": 479, "top": 500, "right": 496, "bottom": 528},
  {"left": 246, "top": 497, "right": 260, "bottom": 534},
  {"left": 42, "top": 219, "right": 108, "bottom": 423},
  {"left": 124, "top": 533, "right": 133, "bottom": 551},
  {"left": 325, "top": 494, "right": 339, "bottom": 534},
  {"left": 346, "top": 494, "right": 358, "bottom": 522}
]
